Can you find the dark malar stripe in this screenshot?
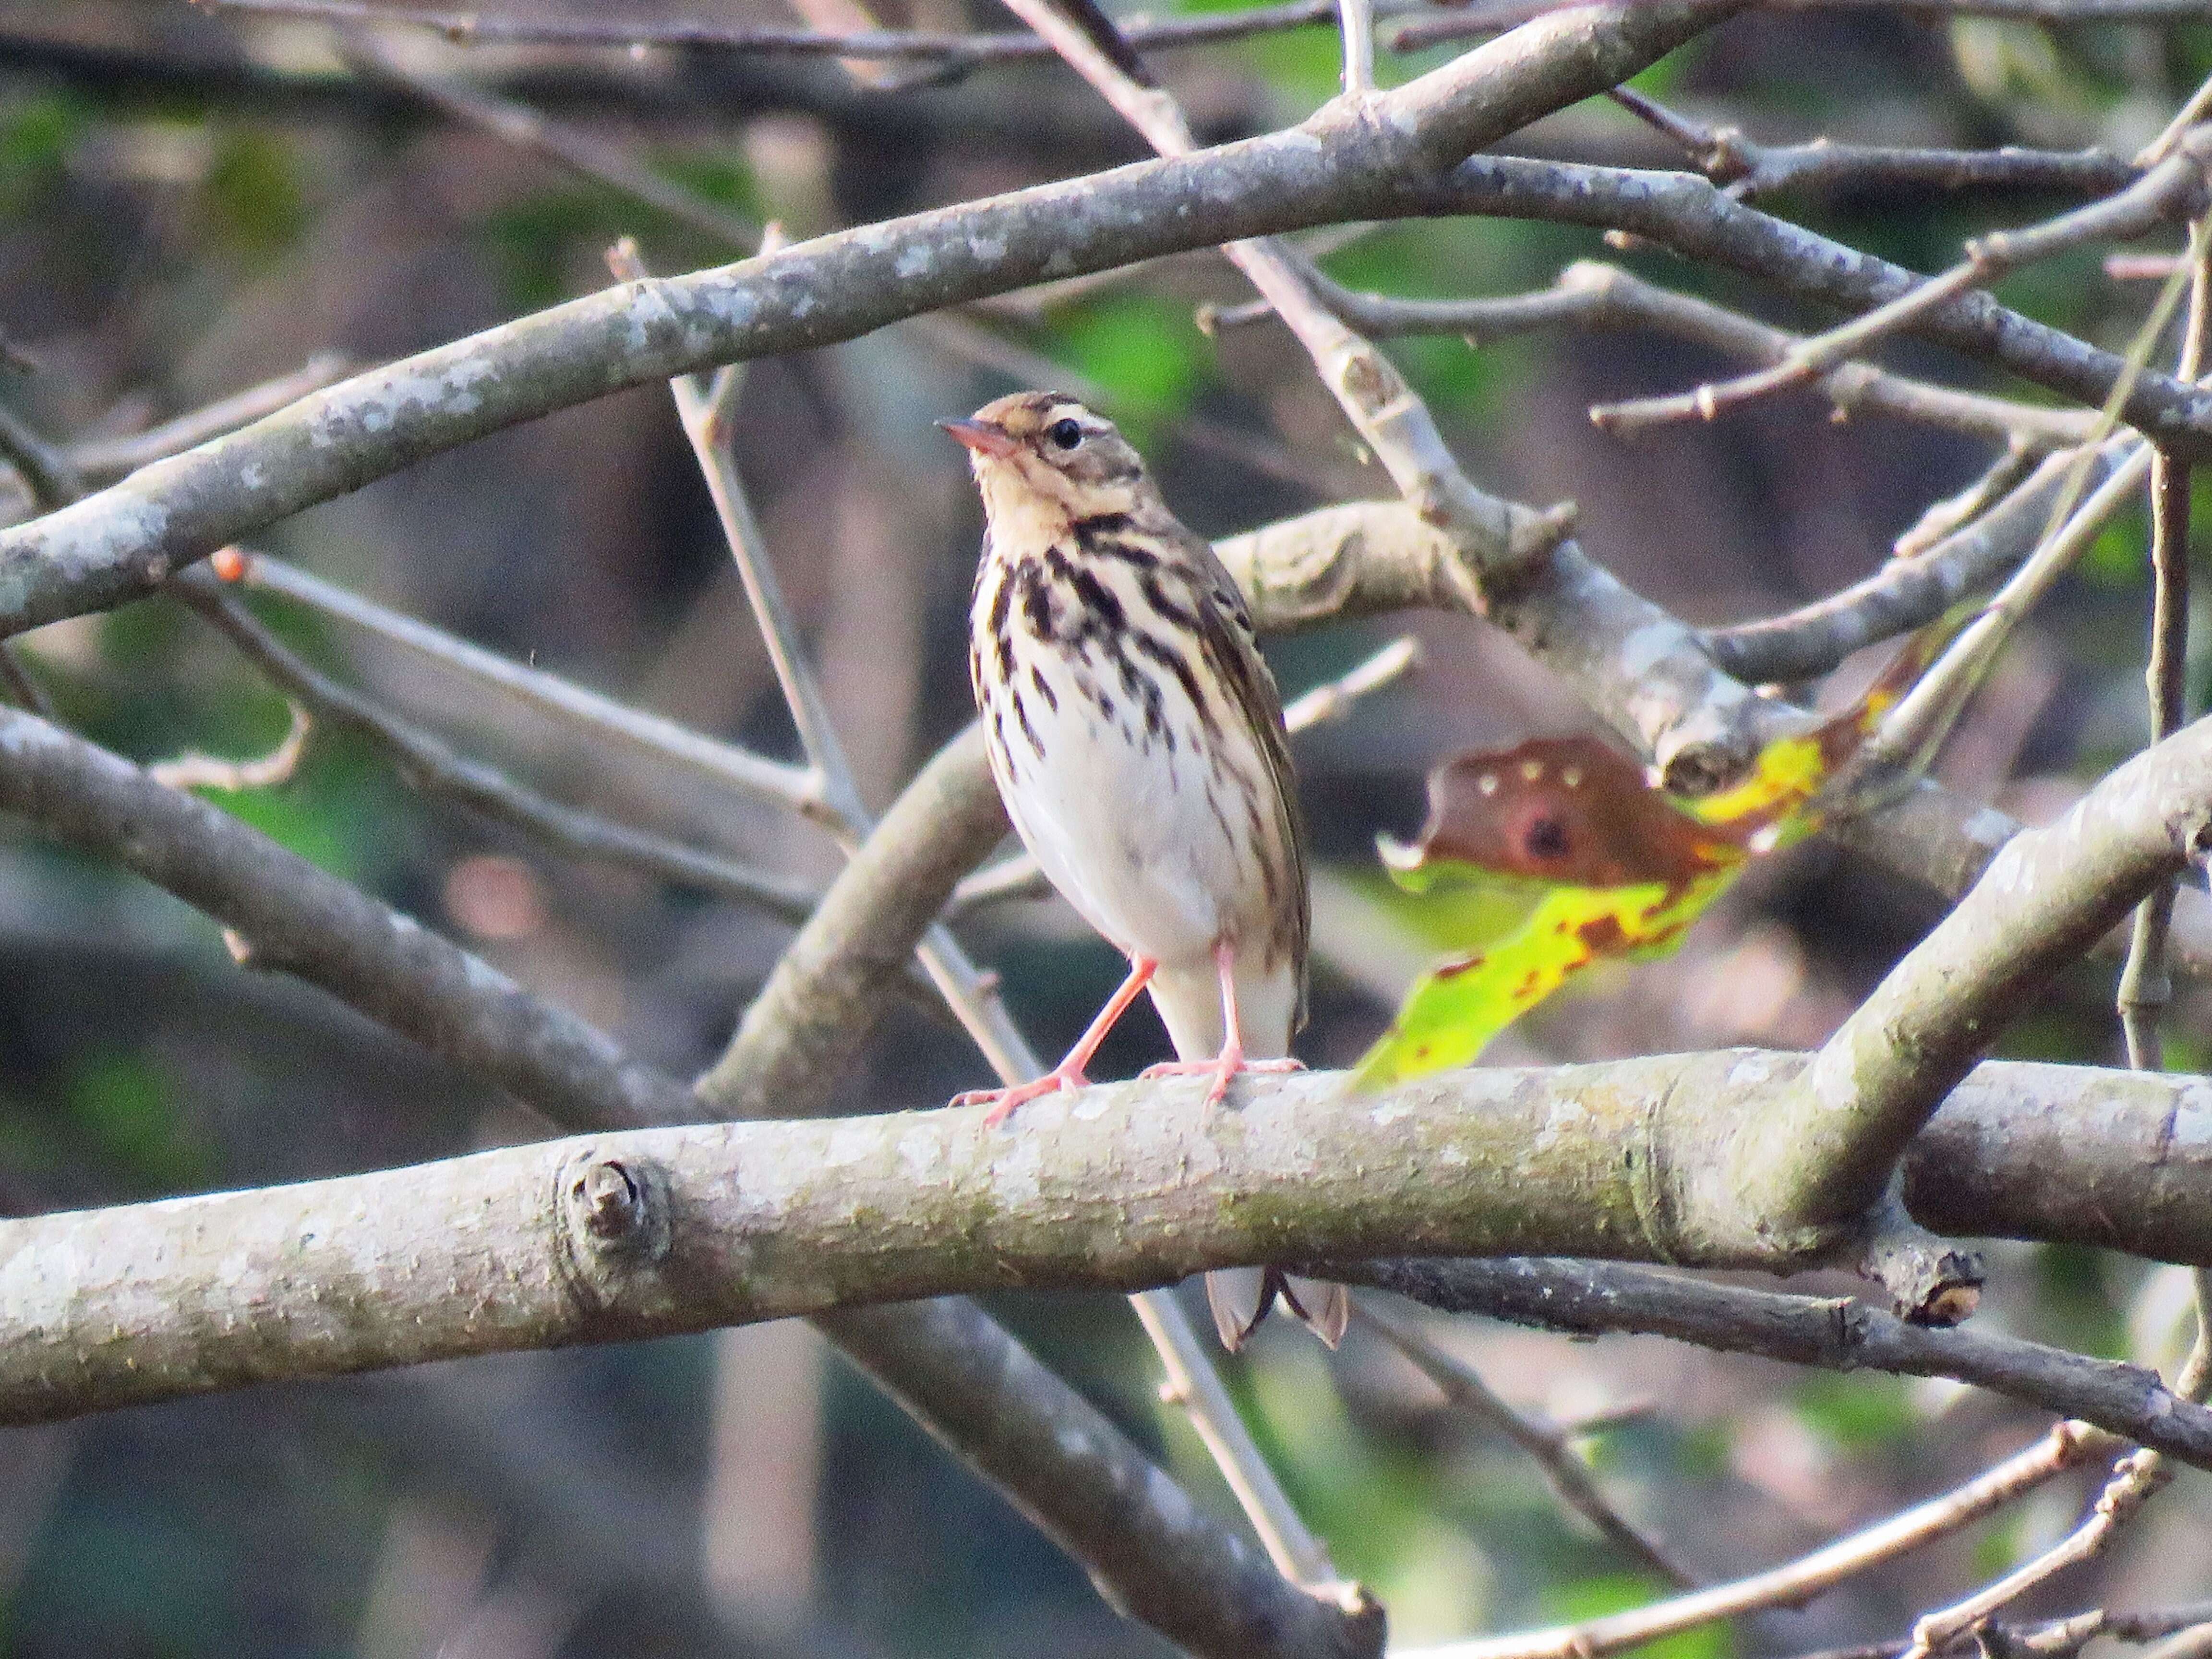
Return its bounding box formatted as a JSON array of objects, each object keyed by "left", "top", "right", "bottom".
[{"left": 1073, "top": 514, "right": 1147, "bottom": 558}]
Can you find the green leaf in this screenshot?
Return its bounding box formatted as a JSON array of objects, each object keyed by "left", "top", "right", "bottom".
[{"left": 1353, "top": 875, "right": 1735, "bottom": 1088}]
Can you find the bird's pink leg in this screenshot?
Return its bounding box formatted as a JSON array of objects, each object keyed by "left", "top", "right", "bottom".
[
  {"left": 1139, "top": 940, "right": 1304, "bottom": 1107},
  {"left": 957, "top": 956, "right": 1158, "bottom": 1127}
]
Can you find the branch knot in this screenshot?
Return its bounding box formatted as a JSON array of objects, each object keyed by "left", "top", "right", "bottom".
[{"left": 553, "top": 1145, "right": 676, "bottom": 1321}]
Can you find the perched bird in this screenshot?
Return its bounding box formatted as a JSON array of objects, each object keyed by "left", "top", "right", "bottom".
[{"left": 941, "top": 390, "right": 1348, "bottom": 1351}]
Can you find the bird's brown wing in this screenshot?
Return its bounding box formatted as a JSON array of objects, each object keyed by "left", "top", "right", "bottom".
[{"left": 1177, "top": 526, "right": 1311, "bottom": 1031}]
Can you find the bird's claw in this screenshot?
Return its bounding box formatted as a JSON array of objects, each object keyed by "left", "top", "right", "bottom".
[
  {"left": 953, "top": 1067, "right": 1090, "bottom": 1127},
  {"left": 1139, "top": 1054, "right": 1304, "bottom": 1107}
]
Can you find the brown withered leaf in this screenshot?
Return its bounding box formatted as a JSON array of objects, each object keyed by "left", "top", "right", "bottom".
[{"left": 1382, "top": 735, "right": 1745, "bottom": 891}]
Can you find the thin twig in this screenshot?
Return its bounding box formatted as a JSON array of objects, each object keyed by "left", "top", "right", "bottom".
[
  {"left": 1336, "top": 0, "right": 1375, "bottom": 94},
  {"left": 1240, "top": 259, "right": 2095, "bottom": 452},
  {"left": 2118, "top": 215, "right": 2210, "bottom": 1068},
  {"left": 2140, "top": 69, "right": 2212, "bottom": 168},
  {"left": 1849, "top": 257, "right": 2194, "bottom": 804},
  {"left": 177, "top": 570, "right": 821, "bottom": 921},
  {"left": 1131, "top": 1291, "right": 1348, "bottom": 1594},
  {"left": 66, "top": 353, "right": 354, "bottom": 481},
  {"left": 1893, "top": 442, "right": 2041, "bottom": 560},
  {"left": 147, "top": 702, "right": 313, "bottom": 792},
  {"left": 233, "top": 552, "right": 820, "bottom": 815},
  {"left": 1704, "top": 436, "right": 2132, "bottom": 685},
  {"left": 1593, "top": 133, "right": 2212, "bottom": 435},
  {"left": 1393, "top": 1422, "right": 2104, "bottom": 1659},
  {"left": 1355, "top": 1301, "right": 1694, "bottom": 1587},
  {"left": 1899, "top": 1310, "right": 2212, "bottom": 1659},
  {"left": 1604, "top": 85, "right": 2138, "bottom": 203},
  {"left": 0, "top": 638, "right": 51, "bottom": 718},
  {"left": 201, "top": 0, "right": 1363, "bottom": 66},
  {"left": 1391, "top": 0, "right": 2212, "bottom": 51},
  {"left": 347, "top": 34, "right": 762, "bottom": 244}
]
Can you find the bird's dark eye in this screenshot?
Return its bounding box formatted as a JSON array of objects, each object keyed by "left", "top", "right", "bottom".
[{"left": 1048, "top": 419, "right": 1084, "bottom": 450}]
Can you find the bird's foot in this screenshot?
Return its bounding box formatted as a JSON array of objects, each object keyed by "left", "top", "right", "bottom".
[
  {"left": 952, "top": 1065, "right": 1090, "bottom": 1128},
  {"left": 1139, "top": 1052, "right": 1304, "bottom": 1108}
]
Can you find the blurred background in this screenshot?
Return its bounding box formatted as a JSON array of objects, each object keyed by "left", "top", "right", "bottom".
[{"left": 0, "top": 0, "right": 2210, "bottom": 1653}]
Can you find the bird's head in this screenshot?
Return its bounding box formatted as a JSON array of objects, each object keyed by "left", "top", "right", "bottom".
[{"left": 939, "top": 392, "right": 1151, "bottom": 526}]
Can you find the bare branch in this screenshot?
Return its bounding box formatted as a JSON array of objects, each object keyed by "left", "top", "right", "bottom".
[
  {"left": 201, "top": 0, "right": 1363, "bottom": 68},
  {"left": 65, "top": 354, "right": 355, "bottom": 482},
  {"left": 175, "top": 572, "right": 821, "bottom": 922},
  {"left": 1430, "top": 156, "right": 2212, "bottom": 450},
  {"left": 1604, "top": 84, "right": 2139, "bottom": 202},
  {"left": 14, "top": 1060, "right": 2212, "bottom": 1436},
  {"left": 1384, "top": 1414, "right": 2096, "bottom": 1659},
  {"left": 1393, "top": 0, "right": 2212, "bottom": 51},
  {"left": 0, "top": 0, "right": 1755, "bottom": 639},
  {"left": 1234, "top": 260, "right": 2096, "bottom": 450},
  {"left": 822, "top": 1298, "right": 1383, "bottom": 1659},
  {"left": 0, "top": 706, "right": 699, "bottom": 1128},
  {"left": 1898, "top": 1312, "right": 2212, "bottom": 1659},
  {"left": 344, "top": 33, "right": 760, "bottom": 245},
  {"left": 1130, "top": 1290, "right": 1350, "bottom": 1594},
  {"left": 2120, "top": 215, "right": 2212, "bottom": 1067},
  {"left": 146, "top": 700, "right": 312, "bottom": 793},
  {"left": 1704, "top": 437, "right": 2135, "bottom": 685},
  {"left": 1356, "top": 1300, "right": 1695, "bottom": 1587},
  {"left": 236, "top": 552, "right": 822, "bottom": 817},
  {"left": 1357, "top": 1258, "right": 2202, "bottom": 1456},
  {"left": 1735, "top": 707, "right": 2212, "bottom": 1241}
]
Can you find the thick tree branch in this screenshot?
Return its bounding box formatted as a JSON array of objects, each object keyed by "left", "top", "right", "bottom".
[
  {"left": 1428, "top": 156, "right": 2212, "bottom": 447},
  {"left": 0, "top": 706, "right": 697, "bottom": 1128},
  {"left": 0, "top": 0, "right": 1743, "bottom": 639},
  {"left": 0, "top": 707, "right": 1356, "bottom": 1659},
  {"left": 9, "top": 1056, "right": 2212, "bottom": 1432},
  {"left": 1737, "top": 710, "right": 2212, "bottom": 1238},
  {"left": 823, "top": 1298, "right": 1382, "bottom": 1657}
]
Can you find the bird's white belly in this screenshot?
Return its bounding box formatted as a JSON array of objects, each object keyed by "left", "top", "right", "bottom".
[{"left": 986, "top": 644, "right": 1269, "bottom": 972}]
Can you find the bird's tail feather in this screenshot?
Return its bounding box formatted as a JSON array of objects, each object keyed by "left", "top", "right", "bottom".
[
  {"left": 1207, "top": 1269, "right": 1349, "bottom": 1351},
  {"left": 1151, "top": 957, "right": 1349, "bottom": 1350}
]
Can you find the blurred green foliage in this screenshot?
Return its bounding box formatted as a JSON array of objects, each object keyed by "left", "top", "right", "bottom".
[
  {"left": 0, "top": 90, "right": 85, "bottom": 212},
  {"left": 201, "top": 128, "right": 309, "bottom": 261},
  {"left": 1048, "top": 292, "right": 1211, "bottom": 448},
  {"left": 1791, "top": 1372, "right": 1913, "bottom": 1453},
  {"left": 1545, "top": 1574, "right": 1729, "bottom": 1659},
  {"left": 64, "top": 1048, "right": 210, "bottom": 1192}
]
